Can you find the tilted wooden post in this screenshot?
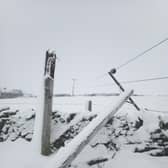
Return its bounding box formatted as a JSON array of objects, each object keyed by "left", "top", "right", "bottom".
[{"left": 41, "top": 50, "right": 56, "bottom": 155}]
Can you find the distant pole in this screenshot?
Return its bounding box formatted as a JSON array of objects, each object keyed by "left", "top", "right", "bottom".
[
  {"left": 72, "top": 78, "right": 77, "bottom": 96},
  {"left": 41, "top": 50, "right": 56, "bottom": 155},
  {"left": 86, "top": 100, "right": 92, "bottom": 112}
]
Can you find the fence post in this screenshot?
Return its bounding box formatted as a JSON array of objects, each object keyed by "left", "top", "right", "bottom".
[
  {"left": 41, "top": 50, "right": 56, "bottom": 155},
  {"left": 86, "top": 100, "right": 92, "bottom": 112}
]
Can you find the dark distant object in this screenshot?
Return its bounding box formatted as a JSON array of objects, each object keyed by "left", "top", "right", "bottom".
[
  {"left": 83, "top": 93, "right": 120, "bottom": 97},
  {"left": 54, "top": 94, "right": 71, "bottom": 97},
  {"left": 0, "top": 89, "right": 23, "bottom": 99}
]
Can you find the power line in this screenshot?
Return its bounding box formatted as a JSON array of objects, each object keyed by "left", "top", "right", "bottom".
[
  {"left": 91, "top": 75, "right": 168, "bottom": 87},
  {"left": 144, "top": 108, "right": 168, "bottom": 114},
  {"left": 121, "top": 76, "right": 168, "bottom": 84},
  {"left": 92, "top": 38, "right": 168, "bottom": 80},
  {"left": 116, "top": 38, "right": 168, "bottom": 70}
]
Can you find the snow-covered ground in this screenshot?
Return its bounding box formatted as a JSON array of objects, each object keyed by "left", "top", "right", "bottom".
[
  {"left": 0, "top": 95, "right": 168, "bottom": 168},
  {"left": 0, "top": 95, "right": 168, "bottom": 114}
]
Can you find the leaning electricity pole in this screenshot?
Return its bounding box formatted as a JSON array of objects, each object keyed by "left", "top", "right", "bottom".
[
  {"left": 72, "top": 78, "right": 77, "bottom": 96},
  {"left": 108, "top": 68, "right": 140, "bottom": 111}
]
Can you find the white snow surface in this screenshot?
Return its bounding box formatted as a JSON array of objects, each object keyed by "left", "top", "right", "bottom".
[
  {"left": 0, "top": 95, "right": 168, "bottom": 168},
  {"left": 0, "top": 141, "right": 168, "bottom": 168}
]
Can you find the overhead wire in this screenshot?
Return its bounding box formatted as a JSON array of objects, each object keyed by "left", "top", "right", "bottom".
[
  {"left": 89, "top": 75, "right": 168, "bottom": 88},
  {"left": 116, "top": 38, "right": 168, "bottom": 70},
  {"left": 94, "top": 37, "right": 168, "bottom": 80},
  {"left": 118, "top": 76, "right": 168, "bottom": 84},
  {"left": 143, "top": 108, "right": 168, "bottom": 114}
]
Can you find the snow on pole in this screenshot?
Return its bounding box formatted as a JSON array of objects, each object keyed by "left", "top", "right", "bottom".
[
  {"left": 47, "top": 90, "right": 133, "bottom": 168},
  {"left": 33, "top": 50, "right": 56, "bottom": 156}
]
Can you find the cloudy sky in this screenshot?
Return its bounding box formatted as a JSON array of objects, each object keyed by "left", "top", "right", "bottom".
[{"left": 1, "top": 0, "right": 168, "bottom": 95}]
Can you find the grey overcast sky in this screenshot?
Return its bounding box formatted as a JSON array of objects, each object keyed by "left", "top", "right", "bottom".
[{"left": 1, "top": 0, "right": 168, "bottom": 95}]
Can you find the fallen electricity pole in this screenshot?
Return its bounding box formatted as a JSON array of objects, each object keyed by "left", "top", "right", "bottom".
[{"left": 46, "top": 90, "right": 133, "bottom": 168}]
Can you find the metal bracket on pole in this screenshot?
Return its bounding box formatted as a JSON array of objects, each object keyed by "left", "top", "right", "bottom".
[{"left": 108, "top": 68, "right": 140, "bottom": 111}]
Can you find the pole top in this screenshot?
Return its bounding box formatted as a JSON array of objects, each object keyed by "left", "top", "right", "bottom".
[
  {"left": 44, "top": 50, "right": 56, "bottom": 78},
  {"left": 109, "top": 68, "right": 117, "bottom": 74},
  {"left": 47, "top": 49, "right": 56, "bottom": 56}
]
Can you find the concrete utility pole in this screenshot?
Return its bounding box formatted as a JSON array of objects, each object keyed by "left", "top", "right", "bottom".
[
  {"left": 41, "top": 50, "right": 56, "bottom": 155},
  {"left": 72, "top": 78, "right": 77, "bottom": 96}
]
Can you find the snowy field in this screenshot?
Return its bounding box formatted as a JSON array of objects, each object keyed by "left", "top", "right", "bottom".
[
  {"left": 0, "top": 95, "right": 168, "bottom": 168},
  {"left": 0, "top": 95, "right": 168, "bottom": 114}
]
